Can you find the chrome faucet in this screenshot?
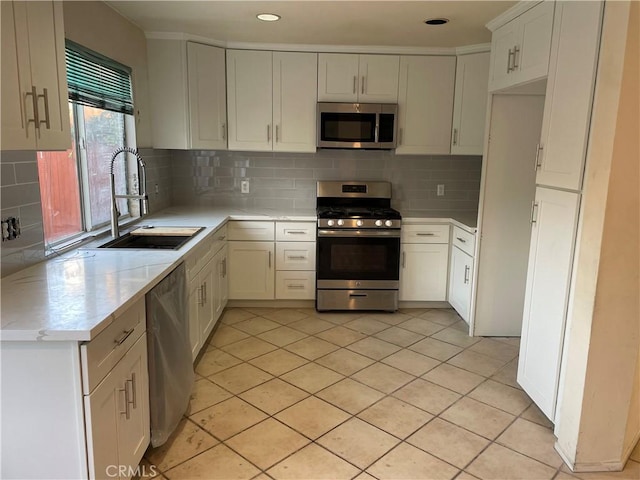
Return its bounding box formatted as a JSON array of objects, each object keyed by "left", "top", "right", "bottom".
[{"left": 109, "top": 147, "right": 148, "bottom": 238}]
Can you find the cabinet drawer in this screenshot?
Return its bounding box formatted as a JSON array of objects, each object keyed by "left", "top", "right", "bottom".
[
  {"left": 185, "top": 236, "right": 213, "bottom": 280},
  {"left": 81, "top": 298, "right": 146, "bottom": 395},
  {"left": 276, "top": 271, "right": 316, "bottom": 299},
  {"left": 228, "top": 221, "right": 275, "bottom": 241},
  {"left": 402, "top": 224, "right": 450, "bottom": 243},
  {"left": 212, "top": 225, "right": 228, "bottom": 254},
  {"left": 452, "top": 226, "right": 476, "bottom": 257},
  {"left": 276, "top": 242, "right": 316, "bottom": 270},
  {"left": 276, "top": 222, "right": 316, "bottom": 242}
]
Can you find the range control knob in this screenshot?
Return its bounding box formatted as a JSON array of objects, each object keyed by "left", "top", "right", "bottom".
[
  {"left": 385, "top": 220, "right": 393, "bottom": 227},
  {"left": 327, "top": 220, "right": 335, "bottom": 226},
  {"left": 337, "top": 219, "right": 345, "bottom": 226},
  {"left": 356, "top": 220, "right": 364, "bottom": 227},
  {"left": 375, "top": 220, "right": 383, "bottom": 227}
]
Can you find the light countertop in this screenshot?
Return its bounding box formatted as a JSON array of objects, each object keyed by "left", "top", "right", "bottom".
[{"left": 0, "top": 206, "right": 475, "bottom": 342}]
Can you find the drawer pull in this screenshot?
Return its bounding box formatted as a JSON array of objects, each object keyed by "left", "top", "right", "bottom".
[
  {"left": 464, "top": 265, "right": 470, "bottom": 284},
  {"left": 113, "top": 328, "right": 134, "bottom": 348},
  {"left": 349, "top": 293, "right": 368, "bottom": 298},
  {"left": 416, "top": 232, "right": 436, "bottom": 236},
  {"left": 287, "top": 284, "right": 305, "bottom": 290},
  {"left": 286, "top": 231, "right": 307, "bottom": 235},
  {"left": 130, "top": 373, "right": 137, "bottom": 409},
  {"left": 287, "top": 255, "right": 307, "bottom": 260},
  {"left": 119, "top": 385, "right": 130, "bottom": 420},
  {"left": 218, "top": 235, "right": 226, "bottom": 241},
  {"left": 456, "top": 237, "right": 467, "bottom": 243}
]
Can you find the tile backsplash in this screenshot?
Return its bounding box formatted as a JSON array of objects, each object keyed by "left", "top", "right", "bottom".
[{"left": 170, "top": 149, "right": 482, "bottom": 213}]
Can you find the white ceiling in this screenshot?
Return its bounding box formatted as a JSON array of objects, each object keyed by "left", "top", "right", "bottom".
[{"left": 106, "top": 1, "right": 516, "bottom": 49}]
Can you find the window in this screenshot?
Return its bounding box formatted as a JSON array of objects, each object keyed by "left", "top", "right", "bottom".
[{"left": 38, "top": 41, "right": 137, "bottom": 247}]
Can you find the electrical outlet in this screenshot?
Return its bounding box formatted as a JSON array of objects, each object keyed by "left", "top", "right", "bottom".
[
  {"left": 437, "top": 184, "right": 445, "bottom": 197},
  {"left": 241, "top": 179, "right": 250, "bottom": 194}
]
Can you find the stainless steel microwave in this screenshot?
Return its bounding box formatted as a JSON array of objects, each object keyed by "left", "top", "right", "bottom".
[{"left": 317, "top": 102, "right": 398, "bottom": 149}]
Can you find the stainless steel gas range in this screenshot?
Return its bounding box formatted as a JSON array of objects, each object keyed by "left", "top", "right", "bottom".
[{"left": 315, "top": 181, "right": 402, "bottom": 312}]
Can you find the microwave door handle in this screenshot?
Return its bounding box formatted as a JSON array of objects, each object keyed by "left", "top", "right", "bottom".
[{"left": 374, "top": 116, "right": 379, "bottom": 144}]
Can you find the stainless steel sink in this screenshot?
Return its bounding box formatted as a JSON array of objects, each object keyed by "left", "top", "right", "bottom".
[{"left": 98, "top": 227, "right": 204, "bottom": 250}]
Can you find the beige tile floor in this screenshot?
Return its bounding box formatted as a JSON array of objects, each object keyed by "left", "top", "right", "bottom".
[{"left": 142, "top": 307, "right": 640, "bottom": 480}]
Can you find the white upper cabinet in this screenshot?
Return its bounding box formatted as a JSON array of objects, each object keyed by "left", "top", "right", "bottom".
[
  {"left": 1, "top": 1, "right": 70, "bottom": 151},
  {"left": 488, "top": 1, "right": 554, "bottom": 92},
  {"left": 396, "top": 55, "right": 456, "bottom": 155},
  {"left": 273, "top": 51, "right": 318, "bottom": 153},
  {"left": 451, "top": 52, "right": 490, "bottom": 155},
  {"left": 147, "top": 40, "right": 227, "bottom": 150},
  {"left": 318, "top": 53, "right": 399, "bottom": 103},
  {"left": 227, "top": 50, "right": 317, "bottom": 152},
  {"left": 536, "top": 1, "right": 603, "bottom": 191},
  {"left": 187, "top": 42, "right": 227, "bottom": 150}
]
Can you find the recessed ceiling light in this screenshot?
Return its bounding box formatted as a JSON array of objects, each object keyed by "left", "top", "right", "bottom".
[
  {"left": 424, "top": 18, "right": 449, "bottom": 25},
  {"left": 257, "top": 13, "right": 281, "bottom": 22}
]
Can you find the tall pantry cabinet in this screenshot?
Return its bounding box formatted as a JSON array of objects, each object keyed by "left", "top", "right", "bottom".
[{"left": 518, "top": 1, "right": 604, "bottom": 421}]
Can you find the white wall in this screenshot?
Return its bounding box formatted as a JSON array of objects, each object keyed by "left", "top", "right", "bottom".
[{"left": 63, "top": 1, "right": 152, "bottom": 147}]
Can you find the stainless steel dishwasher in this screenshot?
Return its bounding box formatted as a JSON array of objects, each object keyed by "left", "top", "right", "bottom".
[{"left": 146, "top": 263, "right": 194, "bottom": 447}]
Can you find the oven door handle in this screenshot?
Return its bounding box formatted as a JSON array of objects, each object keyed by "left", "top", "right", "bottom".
[{"left": 317, "top": 229, "right": 401, "bottom": 238}]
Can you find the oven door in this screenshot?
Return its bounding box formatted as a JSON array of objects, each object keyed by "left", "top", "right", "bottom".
[{"left": 316, "top": 229, "right": 400, "bottom": 289}]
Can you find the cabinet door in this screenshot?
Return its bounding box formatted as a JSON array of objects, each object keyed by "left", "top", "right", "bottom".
[
  {"left": 273, "top": 52, "right": 317, "bottom": 153},
  {"left": 187, "top": 276, "right": 201, "bottom": 361},
  {"left": 199, "top": 259, "right": 216, "bottom": 343},
  {"left": 1, "top": 2, "right": 35, "bottom": 150},
  {"left": 399, "top": 243, "right": 449, "bottom": 301},
  {"left": 451, "top": 52, "right": 490, "bottom": 155},
  {"left": 489, "top": 20, "right": 519, "bottom": 92},
  {"left": 536, "top": 1, "right": 602, "bottom": 191},
  {"left": 396, "top": 56, "right": 455, "bottom": 155},
  {"left": 448, "top": 246, "right": 473, "bottom": 322},
  {"left": 358, "top": 54, "right": 400, "bottom": 103},
  {"left": 518, "top": 187, "right": 580, "bottom": 421},
  {"left": 1, "top": 1, "right": 70, "bottom": 151},
  {"left": 187, "top": 42, "right": 227, "bottom": 150},
  {"left": 228, "top": 241, "right": 275, "bottom": 300},
  {"left": 227, "top": 50, "right": 272, "bottom": 150},
  {"left": 25, "top": 1, "right": 70, "bottom": 150},
  {"left": 515, "top": 1, "right": 554, "bottom": 85},
  {"left": 84, "top": 368, "right": 119, "bottom": 480},
  {"left": 317, "top": 53, "right": 359, "bottom": 102},
  {"left": 116, "top": 334, "right": 150, "bottom": 478}
]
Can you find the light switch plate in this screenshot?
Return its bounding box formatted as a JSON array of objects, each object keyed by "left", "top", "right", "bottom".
[
  {"left": 241, "top": 180, "right": 250, "bottom": 194},
  {"left": 437, "top": 184, "right": 445, "bottom": 196}
]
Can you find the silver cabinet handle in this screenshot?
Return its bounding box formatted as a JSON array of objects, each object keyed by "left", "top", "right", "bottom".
[
  {"left": 464, "top": 265, "right": 470, "bottom": 284},
  {"left": 222, "top": 258, "right": 227, "bottom": 277},
  {"left": 275, "top": 125, "right": 279, "bottom": 142},
  {"left": 530, "top": 201, "right": 539, "bottom": 225},
  {"left": 507, "top": 48, "right": 514, "bottom": 73},
  {"left": 113, "top": 328, "right": 134, "bottom": 348},
  {"left": 513, "top": 46, "right": 520, "bottom": 69},
  {"left": 416, "top": 232, "right": 435, "bottom": 236},
  {"left": 24, "top": 87, "right": 39, "bottom": 136},
  {"left": 361, "top": 76, "right": 365, "bottom": 94},
  {"left": 119, "top": 385, "right": 130, "bottom": 419},
  {"left": 222, "top": 123, "right": 226, "bottom": 140},
  {"left": 286, "top": 231, "right": 306, "bottom": 235},
  {"left": 287, "top": 284, "right": 305, "bottom": 290},
  {"left": 197, "top": 285, "right": 204, "bottom": 306},
  {"left": 452, "top": 128, "right": 458, "bottom": 146},
  {"left": 218, "top": 235, "right": 226, "bottom": 241},
  {"left": 402, "top": 251, "right": 406, "bottom": 268},
  {"left": 37, "top": 88, "right": 50, "bottom": 129},
  {"left": 287, "top": 255, "right": 307, "bottom": 260},
  {"left": 353, "top": 76, "right": 357, "bottom": 94},
  {"left": 267, "top": 124, "right": 271, "bottom": 141},
  {"left": 268, "top": 251, "right": 272, "bottom": 268},
  {"left": 534, "top": 143, "right": 544, "bottom": 171},
  {"left": 456, "top": 237, "right": 466, "bottom": 243},
  {"left": 202, "top": 281, "right": 207, "bottom": 304},
  {"left": 130, "top": 373, "right": 137, "bottom": 409}
]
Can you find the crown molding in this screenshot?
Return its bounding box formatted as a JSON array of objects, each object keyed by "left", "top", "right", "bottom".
[
  {"left": 485, "top": 1, "right": 542, "bottom": 32},
  {"left": 145, "top": 31, "right": 489, "bottom": 56}
]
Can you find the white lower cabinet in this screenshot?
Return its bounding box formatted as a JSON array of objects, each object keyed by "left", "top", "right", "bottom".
[
  {"left": 448, "top": 246, "right": 474, "bottom": 322},
  {"left": 276, "top": 271, "right": 315, "bottom": 300},
  {"left": 85, "top": 333, "right": 149, "bottom": 480},
  {"left": 228, "top": 241, "right": 275, "bottom": 300},
  {"left": 518, "top": 187, "right": 580, "bottom": 420},
  {"left": 400, "top": 224, "right": 450, "bottom": 302}
]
